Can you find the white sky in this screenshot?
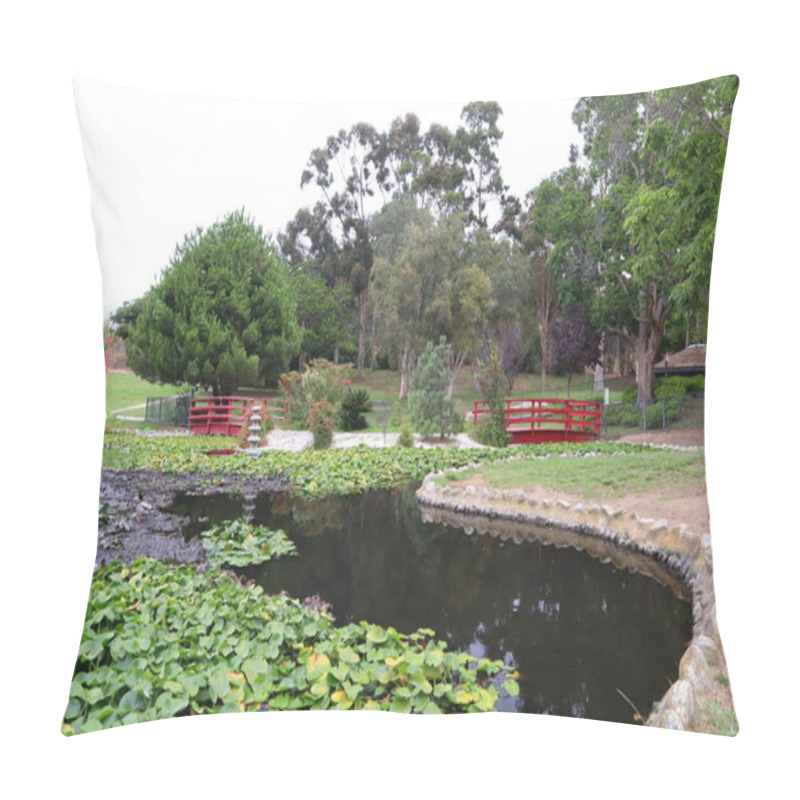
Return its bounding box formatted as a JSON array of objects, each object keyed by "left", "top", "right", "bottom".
[{"left": 74, "top": 78, "right": 581, "bottom": 315}]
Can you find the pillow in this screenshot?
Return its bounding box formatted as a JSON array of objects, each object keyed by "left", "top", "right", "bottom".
[{"left": 66, "top": 75, "right": 738, "bottom": 736}]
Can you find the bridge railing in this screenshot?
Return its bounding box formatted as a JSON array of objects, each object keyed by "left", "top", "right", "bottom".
[
  {"left": 473, "top": 398, "right": 603, "bottom": 436},
  {"left": 189, "top": 396, "right": 289, "bottom": 435}
]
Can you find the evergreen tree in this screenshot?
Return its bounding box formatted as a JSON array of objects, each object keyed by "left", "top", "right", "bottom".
[
  {"left": 121, "top": 210, "right": 300, "bottom": 396},
  {"left": 408, "top": 337, "right": 462, "bottom": 438},
  {"left": 476, "top": 347, "right": 511, "bottom": 447}
]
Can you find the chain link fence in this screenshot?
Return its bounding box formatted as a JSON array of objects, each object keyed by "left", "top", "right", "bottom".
[
  {"left": 602, "top": 392, "right": 704, "bottom": 438},
  {"left": 145, "top": 390, "right": 195, "bottom": 427}
]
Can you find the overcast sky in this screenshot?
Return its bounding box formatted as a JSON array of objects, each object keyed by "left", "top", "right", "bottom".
[{"left": 74, "top": 77, "right": 581, "bottom": 315}]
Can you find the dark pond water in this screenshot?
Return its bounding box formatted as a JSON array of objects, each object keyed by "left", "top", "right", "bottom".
[{"left": 170, "top": 487, "right": 692, "bottom": 724}]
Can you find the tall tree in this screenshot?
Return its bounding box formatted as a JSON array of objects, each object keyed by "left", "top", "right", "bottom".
[
  {"left": 576, "top": 76, "right": 738, "bottom": 405},
  {"left": 297, "top": 123, "right": 387, "bottom": 380},
  {"left": 120, "top": 210, "right": 300, "bottom": 396},
  {"left": 453, "top": 101, "right": 507, "bottom": 228},
  {"left": 290, "top": 271, "right": 351, "bottom": 368},
  {"left": 516, "top": 165, "right": 596, "bottom": 391},
  {"left": 371, "top": 212, "right": 470, "bottom": 399}
]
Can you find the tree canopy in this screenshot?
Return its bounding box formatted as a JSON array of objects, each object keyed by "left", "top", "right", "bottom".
[
  {"left": 114, "top": 80, "right": 737, "bottom": 408},
  {"left": 119, "top": 210, "right": 300, "bottom": 396}
]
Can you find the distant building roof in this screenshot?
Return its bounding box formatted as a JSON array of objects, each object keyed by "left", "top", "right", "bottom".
[{"left": 655, "top": 344, "right": 706, "bottom": 375}]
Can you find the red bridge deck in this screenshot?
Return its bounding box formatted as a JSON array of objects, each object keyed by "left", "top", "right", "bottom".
[
  {"left": 473, "top": 397, "right": 603, "bottom": 444},
  {"left": 189, "top": 396, "right": 288, "bottom": 436}
]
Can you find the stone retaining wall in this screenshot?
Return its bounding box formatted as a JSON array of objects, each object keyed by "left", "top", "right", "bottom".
[{"left": 415, "top": 467, "right": 729, "bottom": 732}]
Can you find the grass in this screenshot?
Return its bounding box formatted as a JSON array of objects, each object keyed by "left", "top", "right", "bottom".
[
  {"left": 105, "top": 372, "right": 192, "bottom": 416},
  {"left": 702, "top": 702, "right": 739, "bottom": 736},
  {"left": 436, "top": 448, "right": 706, "bottom": 500}
]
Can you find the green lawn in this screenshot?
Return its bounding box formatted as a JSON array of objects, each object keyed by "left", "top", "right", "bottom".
[
  {"left": 105, "top": 372, "right": 191, "bottom": 416},
  {"left": 437, "top": 448, "right": 706, "bottom": 501}
]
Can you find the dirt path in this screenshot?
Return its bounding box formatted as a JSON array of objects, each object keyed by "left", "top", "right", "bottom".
[{"left": 445, "top": 429, "right": 710, "bottom": 535}]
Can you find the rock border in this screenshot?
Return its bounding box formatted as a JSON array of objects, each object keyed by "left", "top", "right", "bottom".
[{"left": 415, "top": 464, "right": 729, "bottom": 733}]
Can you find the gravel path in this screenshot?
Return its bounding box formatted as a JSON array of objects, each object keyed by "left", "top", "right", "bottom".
[{"left": 264, "top": 429, "right": 486, "bottom": 452}]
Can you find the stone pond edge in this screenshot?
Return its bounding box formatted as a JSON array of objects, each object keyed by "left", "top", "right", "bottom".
[{"left": 414, "top": 466, "right": 728, "bottom": 734}]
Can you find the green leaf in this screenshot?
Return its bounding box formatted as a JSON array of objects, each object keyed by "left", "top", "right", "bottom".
[
  {"left": 209, "top": 669, "right": 230, "bottom": 703},
  {"left": 305, "top": 652, "right": 331, "bottom": 680},
  {"left": 366, "top": 626, "right": 388, "bottom": 644},
  {"left": 337, "top": 647, "right": 360, "bottom": 664}
]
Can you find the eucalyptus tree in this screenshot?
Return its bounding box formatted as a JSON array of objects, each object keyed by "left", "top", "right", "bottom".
[
  {"left": 452, "top": 101, "right": 508, "bottom": 229},
  {"left": 574, "top": 76, "right": 738, "bottom": 405},
  {"left": 294, "top": 122, "right": 389, "bottom": 379},
  {"left": 371, "top": 211, "right": 481, "bottom": 399}
]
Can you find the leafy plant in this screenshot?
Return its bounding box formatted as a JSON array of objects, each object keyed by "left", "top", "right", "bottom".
[
  {"left": 63, "top": 559, "right": 519, "bottom": 734},
  {"left": 396, "top": 421, "right": 415, "bottom": 448},
  {"left": 339, "top": 387, "right": 372, "bottom": 431},
  {"left": 655, "top": 374, "right": 705, "bottom": 399},
  {"left": 201, "top": 519, "right": 296, "bottom": 567},
  {"left": 281, "top": 359, "right": 351, "bottom": 428},
  {"left": 307, "top": 398, "right": 338, "bottom": 449},
  {"left": 102, "top": 431, "right": 651, "bottom": 500},
  {"left": 476, "top": 347, "right": 511, "bottom": 448}
]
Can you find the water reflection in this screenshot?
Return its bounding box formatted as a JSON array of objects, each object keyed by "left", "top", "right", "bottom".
[{"left": 172, "top": 487, "right": 692, "bottom": 724}]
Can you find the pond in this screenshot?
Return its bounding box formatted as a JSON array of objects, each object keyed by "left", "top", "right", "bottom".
[{"left": 170, "top": 486, "right": 692, "bottom": 724}]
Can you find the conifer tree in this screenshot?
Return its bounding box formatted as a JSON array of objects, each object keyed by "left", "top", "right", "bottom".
[
  {"left": 120, "top": 210, "right": 300, "bottom": 396},
  {"left": 408, "top": 337, "right": 462, "bottom": 438}
]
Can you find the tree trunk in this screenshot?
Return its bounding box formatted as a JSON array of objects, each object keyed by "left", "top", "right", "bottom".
[
  {"left": 594, "top": 334, "right": 605, "bottom": 392},
  {"left": 399, "top": 340, "right": 412, "bottom": 400},
  {"left": 447, "top": 351, "right": 467, "bottom": 400},
  {"left": 634, "top": 288, "right": 667, "bottom": 408},
  {"left": 539, "top": 320, "right": 548, "bottom": 394},
  {"left": 357, "top": 291, "right": 367, "bottom": 380}
]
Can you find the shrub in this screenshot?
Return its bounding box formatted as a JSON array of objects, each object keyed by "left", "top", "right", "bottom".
[
  {"left": 339, "top": 387, "right": 372, "bottom": 431},
  {"left": 396, "top": 421, "right": 415, "bottom": 448},
  {"left": 281, "top": 359, "right": 351, "bottom": 428},
  {"left": 307, "top": 398, "right": 338, "bottom": 450},
  {"left": 621, "top": 383, "right": 639, "bottom": 404},
  {"left": 472, "top": 416, "right": 505, "bottom": 447},
  {"left": 476, "top": 348, "right": 511, "bottom": 448},
  {"left": 655, "top": 374, "right": 706, "bottom": 399}
]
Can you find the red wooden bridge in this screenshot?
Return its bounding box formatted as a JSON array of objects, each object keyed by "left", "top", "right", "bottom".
[
  {"left": 472, "top": 397, "right": 603, "bottom": 444},
  {"left": 189, "top": 396, "right": 288, "bottom": 436}
]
